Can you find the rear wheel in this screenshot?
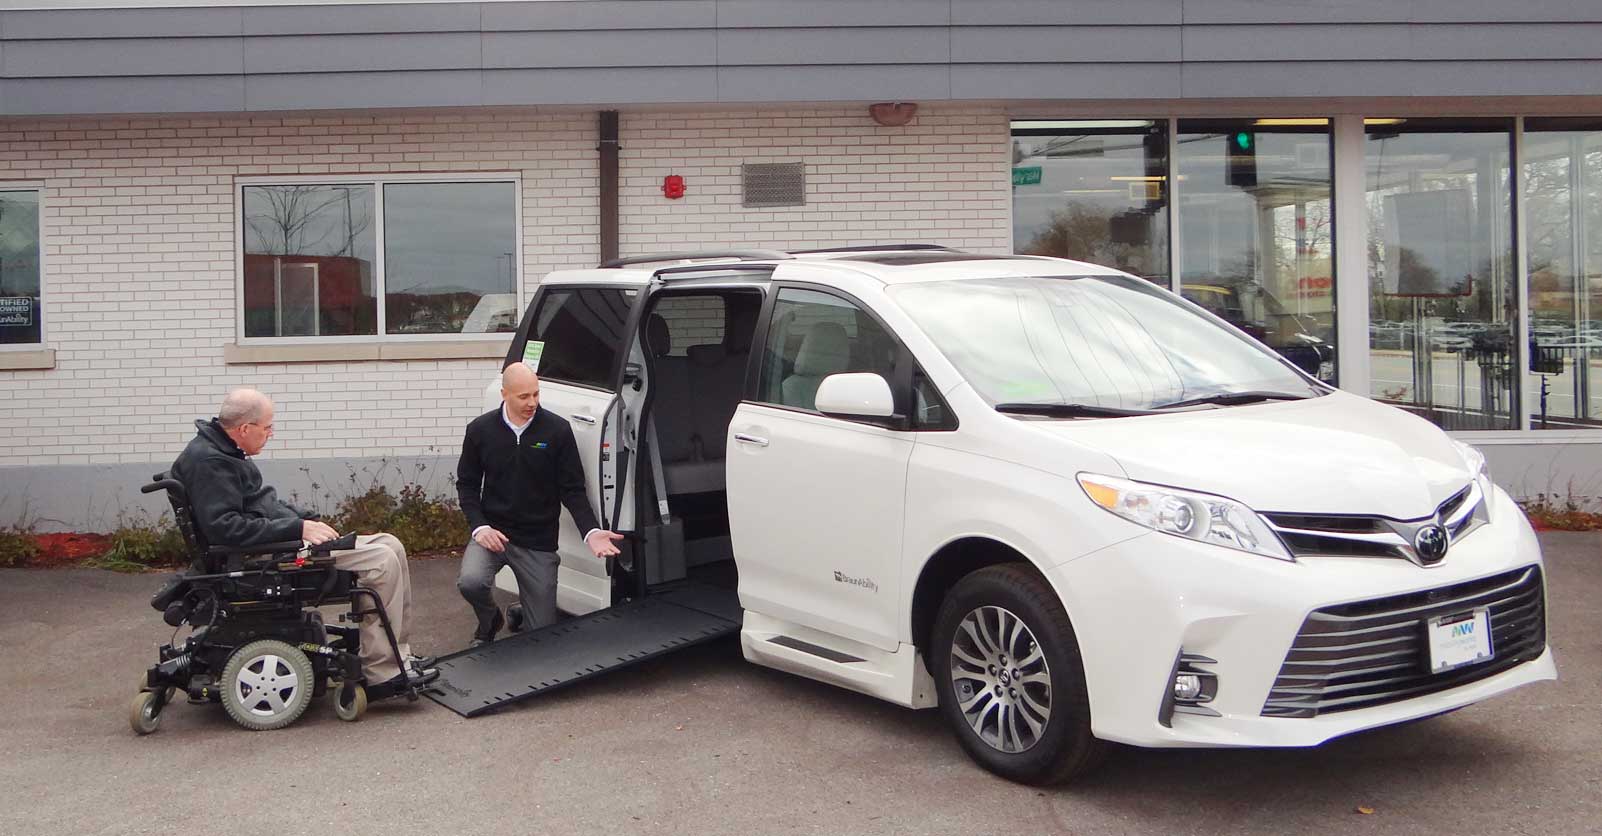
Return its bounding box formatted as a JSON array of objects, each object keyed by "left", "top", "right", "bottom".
[
  {"left": 932, "top": 564, "right": 1106, "bottom": 785},
  {"left": 221, "top": 640, "right": 316, "bottom": 731}
]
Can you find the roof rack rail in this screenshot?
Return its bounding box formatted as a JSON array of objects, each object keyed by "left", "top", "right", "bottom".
[
  {"left": 790, "top": 244, "right": 957, "bottom": 254},
  {"left": 654, "top": 263, "right": 780, "bottom": 279},
  {"left": 598, "top": 250, "right": 792, "bottom": 269}
]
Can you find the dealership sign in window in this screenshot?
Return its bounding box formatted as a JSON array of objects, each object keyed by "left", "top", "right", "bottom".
[
  {"left": 0, "top": 191, "right": 41, "bottom": 346},
  {"left": 241, "top": 180, "right": 518, "bottom": 340}
]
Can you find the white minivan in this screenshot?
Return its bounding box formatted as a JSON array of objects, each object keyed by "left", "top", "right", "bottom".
[{"left": 479, "top": 246, "right": 1554, "bottom": 785}]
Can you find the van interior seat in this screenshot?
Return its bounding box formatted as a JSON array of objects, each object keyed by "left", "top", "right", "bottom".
[
  {"left": 647, "top": 314, "right": 748, "bottom": 496},
  {"left": 781, "top": 321, "right": 850, "bottom": 411}
]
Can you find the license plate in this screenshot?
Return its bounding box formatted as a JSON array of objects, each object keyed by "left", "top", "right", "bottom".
[{"left": 1426, "top": 608, "right": 1494, "bottom": 673}]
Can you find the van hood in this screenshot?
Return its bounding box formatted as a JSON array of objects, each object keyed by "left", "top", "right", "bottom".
[{"left": 1027, "top": 391, "right": 1473, "bottom": 519}]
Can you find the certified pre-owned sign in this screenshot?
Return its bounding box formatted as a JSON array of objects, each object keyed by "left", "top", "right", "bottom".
[{"left": 0, "top": 297, "right": 32, "bottom": 327}]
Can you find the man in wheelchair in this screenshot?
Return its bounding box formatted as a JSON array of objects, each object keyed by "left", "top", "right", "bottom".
[{"left": 131, "top": 388, "right": 437, "bottom": 733}]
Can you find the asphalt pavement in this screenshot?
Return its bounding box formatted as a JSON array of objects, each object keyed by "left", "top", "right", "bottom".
[{"left": 1, "top": 534, "right": 1597, "bottom": 836}]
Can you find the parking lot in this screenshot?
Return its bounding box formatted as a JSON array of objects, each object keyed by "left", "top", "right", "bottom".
[{"left": 1, "top": 533, "right": 1597, "bottom": 836}]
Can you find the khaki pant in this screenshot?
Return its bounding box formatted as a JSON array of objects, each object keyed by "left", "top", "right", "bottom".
[{"left": 331, "top": 533, "right": 414, "bottom": 683}]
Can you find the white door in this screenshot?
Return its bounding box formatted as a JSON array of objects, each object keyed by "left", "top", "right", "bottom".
[
  {"left": 497, "top": 285, "right": 638, "bottom": 615},
  {"left": 727, "top": 287, "right": 912, "bottom": 652}
]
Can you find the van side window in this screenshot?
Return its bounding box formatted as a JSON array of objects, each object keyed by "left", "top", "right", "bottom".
[
  {"left": 758, "top": 288, "right": 899, "bottom": 413},
  {"left": 525, "top": 288, "right": 632, "bottom": 390}
]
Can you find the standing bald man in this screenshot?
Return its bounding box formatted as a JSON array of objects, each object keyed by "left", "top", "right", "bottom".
[
  {"left": 456, "top": 362, "right": 623, "bottom": 647},
  {"left": 170, "top": 388, "right": 437, "bottom": 700}
]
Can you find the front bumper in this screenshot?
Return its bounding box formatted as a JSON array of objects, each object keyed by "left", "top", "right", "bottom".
[{"left": 1052, "top": 486, "right": 1557, "bottom": 748}]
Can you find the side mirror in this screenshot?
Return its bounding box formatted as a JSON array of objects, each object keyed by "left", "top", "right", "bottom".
[{"left": 814, "top": 372, "right": 896, "bottom": 419}]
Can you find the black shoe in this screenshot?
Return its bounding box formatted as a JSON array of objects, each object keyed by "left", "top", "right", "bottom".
[
  {"left": 470, "top": 608, "right": 504, "bottom": 646},
  {"left": 405, "top": 653, "right": 437, "bottom": 671},
  {"left": 507, "top": 604, "right": 525, "bottom": 634}
]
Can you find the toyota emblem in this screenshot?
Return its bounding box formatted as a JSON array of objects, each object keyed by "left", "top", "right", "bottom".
[{"left": 1414, "top": 524, "right": 1449, "bottom": 564}]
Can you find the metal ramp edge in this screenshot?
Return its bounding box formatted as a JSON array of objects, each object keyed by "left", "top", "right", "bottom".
[{"left": 424, "top": 584, "right": 741, "bottom": 718}]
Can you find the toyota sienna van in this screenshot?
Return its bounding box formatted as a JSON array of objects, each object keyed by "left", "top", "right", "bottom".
[{"left": 475, "top": 245, "right": 1555, "bottom": 785}]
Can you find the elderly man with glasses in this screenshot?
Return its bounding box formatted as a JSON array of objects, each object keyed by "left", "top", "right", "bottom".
[{"left": 169, "top": 388, "right": 438, "bottom": 701}]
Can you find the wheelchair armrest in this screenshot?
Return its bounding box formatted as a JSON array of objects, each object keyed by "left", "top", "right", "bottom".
[{"left": 207, "top": 541, "right": 303, "bottom": 557}]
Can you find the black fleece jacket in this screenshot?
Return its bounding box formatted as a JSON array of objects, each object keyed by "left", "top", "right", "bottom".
[
  {"left": 170, "top": 418, "right": 317, "bottom": 547},
  {"left": 456, "top": 407, "right": 600, "bottom": 552}
]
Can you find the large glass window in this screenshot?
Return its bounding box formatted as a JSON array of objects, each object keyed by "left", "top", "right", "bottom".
[
  {"left": 1366, "top": 120, "right": 1517, "bottom": 430},
  {"left": 1011, "top": 121, "right": 1170, "bottom": 284},
  {"left": 1177, "top": 120, "right": 1336, "bottom": 383},
  {"left": 0, "top": 190, "right": 42, "bottom": 346},
  {"left": 241, "top": 178, "right": 517, "bottom": 340},
  {"left": 1524, "top": 119, "right": 1602, "bottom": 429}
]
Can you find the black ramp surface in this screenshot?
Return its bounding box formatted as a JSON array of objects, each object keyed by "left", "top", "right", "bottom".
[{"left": 425, "top": 585, "right": 741, "bottom": 717}]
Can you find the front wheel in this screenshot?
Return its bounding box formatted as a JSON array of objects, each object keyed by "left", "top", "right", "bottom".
[
  {"left": 129, "top": 690, "right": 163, "bottom": 735},
  {"left": 931, "top": 564, "right": 1106, "bottom": 785}
]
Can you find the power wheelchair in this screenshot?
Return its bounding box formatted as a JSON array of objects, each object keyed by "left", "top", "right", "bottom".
[{"left": 130, "top": 472, "right": 420, "bottom": 734}]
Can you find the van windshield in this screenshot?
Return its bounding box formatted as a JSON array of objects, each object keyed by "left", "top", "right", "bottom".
[{"left": 889, "top": 275, "right": 1322, "bottom": 412}]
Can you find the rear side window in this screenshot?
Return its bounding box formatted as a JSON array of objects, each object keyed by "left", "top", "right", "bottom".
[{"left": 525, "top": 288, "right": 633, "bottom": 389}]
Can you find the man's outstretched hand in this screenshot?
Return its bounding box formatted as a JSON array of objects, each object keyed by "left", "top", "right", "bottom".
[
  {"left": 301, "top": 519, "right": 339, "bottom": 545},
  {"left": 586, "top": 530, "right": 624, "bottom": 558}
]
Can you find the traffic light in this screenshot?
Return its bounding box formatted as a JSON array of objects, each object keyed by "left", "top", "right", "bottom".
[{"left": 1226, "top": 130, "right": 1257, "bottom": 189}]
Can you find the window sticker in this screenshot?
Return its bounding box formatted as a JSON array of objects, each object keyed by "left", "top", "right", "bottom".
[{"left": 522, "top": 340, "right": 545, "bottom": 370}]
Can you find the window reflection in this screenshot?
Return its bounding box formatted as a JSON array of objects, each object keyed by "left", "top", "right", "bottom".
[
  {"left": 242, "top": 185, "right": 377, "bottom": 338},
  {"left": 1177, "top": 120, "right": 1337, "bottom": 383},
  {"left": 1366, "top": 120, "right": 1518, "bottom": 430},
  {"left": 1011, "top": 121, "right": 1170, "bottom": 284},
  {"left": 384, "top": 182, "right": 518, "bottom": 335},
  {"left": 0, "top": 191, "right": 41, "bottom": 345},
  {"left": 1524, "top": 119, "right": 1602, "bottom": 428}
]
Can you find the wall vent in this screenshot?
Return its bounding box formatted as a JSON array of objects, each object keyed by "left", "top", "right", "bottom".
[{"left": 742, "top": 162, "right": 806, "bottom": 208}]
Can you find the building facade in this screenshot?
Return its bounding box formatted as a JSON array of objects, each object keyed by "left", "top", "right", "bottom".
[{"left": 2, "top": 0, "right": 1601, "bottom": 528}]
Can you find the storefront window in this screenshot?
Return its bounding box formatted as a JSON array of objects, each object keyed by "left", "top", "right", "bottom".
[
  {"left": 0, "top": 190, "right": 42, "bottom": 346},
  {"left": 384, "top": 182, "right": 518, "bottom": 335},
  {"left": 1523, "top": 119, "right": 1602, "bottom": 429},
  {"left": 243, "top": 184, "right": 378, "bottom": 338},
  {"left": 1366, "top": 119, "right": 1517, "bottom": 430},
  {"left": 1011, "top": 120, "right": 1169, "bottom": 284},
  {"left": 241, "top": 179, "right": 518, "bottom": 340},
  {"left": 1177, "top": 120, "right": 1336, "bottom": 383}
]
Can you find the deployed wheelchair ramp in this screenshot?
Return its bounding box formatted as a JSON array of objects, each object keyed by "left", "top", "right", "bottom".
[{"left": 424, "top": 582, "right": 742, "bottom": 717}]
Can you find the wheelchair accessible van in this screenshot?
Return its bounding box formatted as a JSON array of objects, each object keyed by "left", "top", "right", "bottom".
[{"left": 131, "top": 473, "right": 422, "bottom": 734}]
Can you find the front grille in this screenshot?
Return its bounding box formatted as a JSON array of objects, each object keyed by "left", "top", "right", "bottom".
[
  {"left": 1261, "top": 566, "right": 1546, "bottom": 718},
  {"left": 1263, "top": 483, "right": 1484, "bottom": 567}
]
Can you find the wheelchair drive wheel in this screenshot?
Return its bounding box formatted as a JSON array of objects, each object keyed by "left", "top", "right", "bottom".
[
  {"left": 220, "top": 639, "right": 316, "bottom": 731},
  {"left": 332, "top": 682, "right": 367, "bottom": 722},
  {"left": 129, "top": 690, "right": 164, "bottom": 735}
]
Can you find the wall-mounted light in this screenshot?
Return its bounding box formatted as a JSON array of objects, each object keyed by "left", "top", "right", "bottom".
[{"left": 869, "top": 102, "right": 918, "bottom": 127}]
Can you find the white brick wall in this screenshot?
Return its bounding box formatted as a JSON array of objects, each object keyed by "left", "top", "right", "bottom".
[{"left": 0, "top": 103, "right": 1012, "bottom": 470}]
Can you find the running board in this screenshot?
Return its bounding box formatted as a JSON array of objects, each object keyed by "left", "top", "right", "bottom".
[{"left": 425, "top": 582, "right": 741, "bottom": 717}]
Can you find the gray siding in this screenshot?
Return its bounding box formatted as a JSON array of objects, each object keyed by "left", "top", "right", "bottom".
[{"left": 1, "top": 0, "right": 1600, "bottom": 116}]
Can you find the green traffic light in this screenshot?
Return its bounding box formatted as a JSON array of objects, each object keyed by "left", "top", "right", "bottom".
[{"left": 1234, "top": 131, "right": 1253, "bottom": 151}]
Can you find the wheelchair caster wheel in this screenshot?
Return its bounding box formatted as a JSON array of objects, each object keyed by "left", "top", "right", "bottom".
[
  {"left": 221, "top": 639, "right": 316, "bottom": 731},
  {"left": 130, "top": 690, "right": 163, "bottom": 735},
  {"left": 333, "top": 683, "right": 367, "bottom": 722}
]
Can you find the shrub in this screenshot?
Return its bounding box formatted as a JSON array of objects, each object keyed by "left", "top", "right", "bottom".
[
  {"left": 89, "top": 517, "right": 188, "bottom": 573},
  {"left": 326, "top": 483, "right": 469, "bottom": 554},
  {"left": 0, "top": 528, "right": 40, "bottom": 568},
  {"left": 1518, "top": 491, "right": 1602, "bottom": 531}
]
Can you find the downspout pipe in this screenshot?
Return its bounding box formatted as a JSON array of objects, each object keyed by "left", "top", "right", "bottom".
[{"left": 599, "top": 110, "right": 620, "bottom": 265}]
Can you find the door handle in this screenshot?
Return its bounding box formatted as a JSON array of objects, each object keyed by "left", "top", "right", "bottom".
[
  {"left": 571, "top": 414, "right": 598, "bottom": 425},
  {"left": 733, "top": 433, "right": 769, "bottom": 447}
]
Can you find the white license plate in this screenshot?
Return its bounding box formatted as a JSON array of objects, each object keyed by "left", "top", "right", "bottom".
[{"left": 1426, "top": 608, "right": 1494, "bottom": 673}]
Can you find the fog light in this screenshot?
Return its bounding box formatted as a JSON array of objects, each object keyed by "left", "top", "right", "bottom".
[{"left": 1173, "top": 673, "right": 1204, "bottom": 701}]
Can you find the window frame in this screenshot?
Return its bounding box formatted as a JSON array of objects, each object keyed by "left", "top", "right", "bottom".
[
  {"left": 0, "top": 183, "right": 46, "bottom": 352},
  {"left": 508, "top": 283, "right": 639, "bottom": 393},
  {"left": 234, "top": 172, "right": 523, "bottom": 345}
]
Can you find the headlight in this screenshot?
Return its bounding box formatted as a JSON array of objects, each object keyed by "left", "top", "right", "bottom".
[{"left": 1077, "top": 473, "right": 1293, "bottom": 561}]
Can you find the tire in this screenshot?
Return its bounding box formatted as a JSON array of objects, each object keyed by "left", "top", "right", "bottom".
[
  {"left": 220, "top": 639, "right": 316, "bottom": 731},
  {"left": 129, "top": 690, "right": 163, "bottom": 735},
  {"left": 333, "top": 682, "right": 367, "bottom": 722},
  {"left": 931, "top": 564, "right": 1107, "bottom": 785}
]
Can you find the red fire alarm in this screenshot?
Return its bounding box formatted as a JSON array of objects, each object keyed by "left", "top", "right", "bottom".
[{"left": 662, "top": 174, "right": 685, "bottom": 199}]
